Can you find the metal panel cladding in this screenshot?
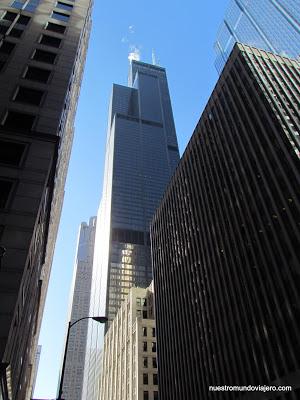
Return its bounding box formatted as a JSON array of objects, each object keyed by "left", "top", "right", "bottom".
[{"left": 151, "top": 43, "right": 300, "bottom": 400}]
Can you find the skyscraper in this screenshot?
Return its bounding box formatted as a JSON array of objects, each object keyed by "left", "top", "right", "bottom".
[
  {"left": 61, "top": 217, "right": 96, "bottom": 400},
  {"left": 0, "top": 1, "right": 92, "bottom": 399},
  {"left": 100, "top": 284, "right": 158, "bottom": 400},
  {"left": 214, "top": 0, "right": 300, "bottom": 73},
  {"left": 151, "top": 43, "right": 300, "bottom": 400},
  {"left": 83, "top": 60, "right": 179, "bottom": 399}
]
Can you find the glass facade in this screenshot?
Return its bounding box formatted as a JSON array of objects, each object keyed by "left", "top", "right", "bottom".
[
  {"left": 82, "top": 60, "right": 179, "bottom": 399},
  {"left": 214, "top": 0, "right": 300, "bottom": 73}
]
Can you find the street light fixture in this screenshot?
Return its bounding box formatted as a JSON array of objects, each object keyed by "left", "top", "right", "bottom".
[{"left": 57, "top": 316, "right": 108, "bottom": 400}]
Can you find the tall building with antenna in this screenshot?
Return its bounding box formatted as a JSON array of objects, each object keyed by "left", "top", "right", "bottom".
[
  {"left": 214, "top": 0, "right": 300, "bottom": 73},
  {"left": 82, "top": 58, "right": 179, "bottom": 399}
]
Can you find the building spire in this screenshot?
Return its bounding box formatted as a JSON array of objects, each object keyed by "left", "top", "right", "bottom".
[{"left": 152, "top": 49, "right": 156, "bottom": 65}]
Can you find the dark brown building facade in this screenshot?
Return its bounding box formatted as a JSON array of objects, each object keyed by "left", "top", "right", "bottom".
[
  {"left": 151, "top": 43, "right": 300, "bottom": 400},
  {"left": 0, "top": 1, "right": 92, "bottom": 399}
]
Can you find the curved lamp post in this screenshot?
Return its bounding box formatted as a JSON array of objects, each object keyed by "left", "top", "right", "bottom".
[{"left": 57, "top": 316, "right": 108, "bottom": 400}]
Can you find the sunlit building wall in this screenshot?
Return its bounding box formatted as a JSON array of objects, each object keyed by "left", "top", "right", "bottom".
[
  {"left": 82, "top": 60, "right": 179, "bottom": 399},
  {"left": 100, "top": 285, "right": 158, "bottom": 400},
  {"left": 61, "top": 217, "right": 97, "bottom": 400},
  {"left": 214, "top": 0, "right": 300, "bottom": 73}
]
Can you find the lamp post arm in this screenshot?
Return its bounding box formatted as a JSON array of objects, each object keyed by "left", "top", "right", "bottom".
[{"left": 69, "top": 316, "right": 91, "bottom": 329}]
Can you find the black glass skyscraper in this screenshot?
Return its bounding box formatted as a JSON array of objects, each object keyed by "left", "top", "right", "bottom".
[
  {"left": 151, "top": 43, "right": 300, "bottom": 400},
  {"left": 83, "top": 60, "right": 179, "bottom": 399}
]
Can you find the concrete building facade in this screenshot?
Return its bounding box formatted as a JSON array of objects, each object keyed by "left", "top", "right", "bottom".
[
  {"left": 0, "top": 1, "right": 93, "bottom": 399},
  {"left": 61, "top": 217, "right": 97, "bottom": 400},
  {"left": 100, "top": 285, "right": 158, "bottom": 400},
  {"left": 151, "top": 43, "right": 300, "bottom": 399}
]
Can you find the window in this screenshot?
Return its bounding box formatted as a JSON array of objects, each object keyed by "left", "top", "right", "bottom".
[
  {"left": 152, "top": 357, "right": 157, "bottom": 368},
  {"left": 32, "top": 49, "right": 56, "bottom": 64},
  {"left": 40, "top": 34, "right": 61, "bottom": 48},
  {"left": 136, "top": 298, "right": 141, "bottom": 306},
  {"left": 11, "top": 0, "right": 40, "bottom": 12},
  {"left": 143, "top": 373, "right": 148, "bottom": 385},
  {"left": 0, "top": 140, "right": 26, "bottom": 166},
  {"left": 9, "top": 28, "right": 23, "bottom": 38},
  {"left": 2, "top": 12, "right": 18, "bottom": 22},
  {"left": 143, "top": 357, "right": 148, "bottom": 368},
  {"left": 152, "top": 327, "right": 155, "bottom": 337},
  {"left": 0, "top": 41, "right": 15, "bottom": 55},
  {"left": 143, "top": 342, "right": 147, "bottom": 352},
  {"left": 51, "top": 11, "right": 70, "bottom": 22},
  {"left": 56, "top": 1, "right": 73, "bottom": 11},
  {"left": 14, "top": 87, "right": 44, "bottom": 105},
  {"left": 143, "top": 327, "right": 147, "bottom": 337},
  {"left": 17, "top": 15, "right": 31, "bottom": 25},
  {"left": 0, "top": 180, "right": 14, "bottom": 208},
  {"left": 153, "top": 374, "right": 158, "bottom": 385},
  {"left": 154, "top": 391, "right": 159, "bottom": 400},
  {"left": 45, "top": 22, "right": 66, "bottom": 34},
  {"left": 3, "top": 111, "right": 35, "bottom": 131},
  {"left": 143, "top": 391, "right": 149, "bottom": 400},
  {"left": 142, "top": 298, "right": 147, "bottom": 306},
  {"left": 143, "top": 310, "right": 147, "bottom": 319},
  {"left": 152, "top": 342, "right": 156, "bottom": 352},
  {"left": 0, "top": 25, "right": 8, "bottom": 35},
  {"left": 24, "top": 66, "right": 51, "bottom": 83}
]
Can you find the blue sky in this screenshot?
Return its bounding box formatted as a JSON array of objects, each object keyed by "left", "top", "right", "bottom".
[{"left": 34, "top": 0, "right": 229, "bottom": 397}]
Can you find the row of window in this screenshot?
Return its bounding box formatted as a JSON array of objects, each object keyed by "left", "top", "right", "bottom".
[
  {"left": 0, "top": 137, "right": 29, "bottom": 207},
  {"left": 143, "top": 372, "right": 158, "bottom": 385},
  {"left": 11, "top": 0, "right": 74, "bottom": 18},
  {"left": 143, "top": 356, "right": 157, "bottom": 369},
  {"left": 143, "top": 341, "right": 156, "bottom": 352},
  {"left": 144, "top": 390, "right": 158, "bottom": 400},
  {"left": 0, "top": 2, "right": 74, "bottom": 131},
  {"left": 142, "top": 327, "right": 156, "bottom": 337}
]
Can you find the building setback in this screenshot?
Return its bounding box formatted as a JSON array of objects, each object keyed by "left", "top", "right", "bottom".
[
  {"left": 0, "top": 1, "right": 92, "bottom": 399},
  {"left": 83, "top": 60, "right": 179, "bottom": 399},
  {"left": 151, "top": 43, "right": 300, "bottom": 400},
  {"left": 100, "top": 285, "right": 158, "bottom": 400},
  {"left": 214, "top": 0, "right": 300, "bottom": 74},
  {"left": 60, "top": 217, "right": 96, "bottom": 400}
]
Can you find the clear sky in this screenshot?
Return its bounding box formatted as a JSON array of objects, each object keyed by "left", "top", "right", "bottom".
[{"left": 34, "top": 0, "right": 229, "bottom": 397}]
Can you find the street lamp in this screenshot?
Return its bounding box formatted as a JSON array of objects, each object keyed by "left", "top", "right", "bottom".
[{"left": 57, "top": 316, "right": 108, "bottom": 400}]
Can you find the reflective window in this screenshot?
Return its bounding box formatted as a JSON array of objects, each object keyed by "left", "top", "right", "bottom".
[
  {"left": 52, "top": 11, "right": 70, "bottom": 21},
  {"left": 11, "top": 0, "right": 40, "bottom": 12},
  {"left": 56, "top": 1, "right": 73, "bottom": 11}
]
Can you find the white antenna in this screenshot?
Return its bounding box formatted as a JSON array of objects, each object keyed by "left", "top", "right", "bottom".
[{"left": 152, "top": 49, "right": 156, "bottom": 65}]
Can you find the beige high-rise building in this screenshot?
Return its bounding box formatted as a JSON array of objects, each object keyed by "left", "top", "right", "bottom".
[
  {"left": 100, "top": 285, "right": 158, "bottom": 400},
  {"left": 61, "top": 217, "right": 97, "bottom": 400}
]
